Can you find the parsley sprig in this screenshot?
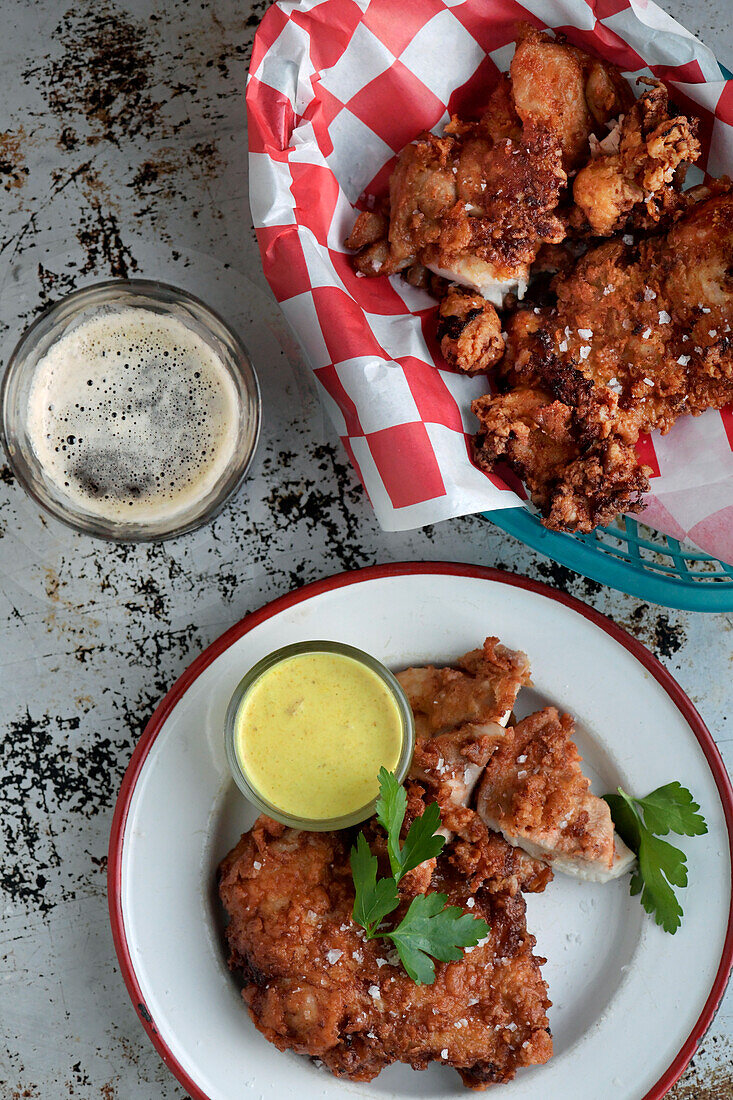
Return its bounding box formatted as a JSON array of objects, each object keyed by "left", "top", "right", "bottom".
[
  {"left": 604, "top": 782, "right": 707, "bottom": 934},
  {"left": 350, "top": 769, "right": 489, "bottom": 984}
]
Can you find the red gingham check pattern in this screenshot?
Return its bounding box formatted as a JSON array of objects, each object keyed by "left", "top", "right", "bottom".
[{"left": 247, "top": 0, "right": 733, "bottom": 543}]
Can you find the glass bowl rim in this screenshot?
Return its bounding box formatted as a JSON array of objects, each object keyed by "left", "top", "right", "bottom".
[
  {"left": 0, "top": 276, "right": 261, "bottom": 543},
  {"left": 224, "top": 640, "right": 416, "bottom": 831}
]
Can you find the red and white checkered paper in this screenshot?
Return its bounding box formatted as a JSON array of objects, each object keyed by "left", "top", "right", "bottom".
[{"left": 247, "top": 0, "right": 733, "bottom": 563}]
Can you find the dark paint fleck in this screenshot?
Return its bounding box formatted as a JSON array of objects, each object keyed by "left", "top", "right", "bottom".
[
  {"left": 535, "top": 558, "right": 603, "bottom": 598},
  {"left": 653, "top": 613, "right": 686, "bottom": 658},
  {"left": 0, "top": 710, "right": 132, "bottom": 910}
]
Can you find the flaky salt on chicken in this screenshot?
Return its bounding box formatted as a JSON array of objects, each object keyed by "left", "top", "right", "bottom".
[
  {"left": 218, "top": 634, "right": 643, "bottom": 1087},
  {"left": 219, "top": 801, "right": 553, "bottom": 1089},
  {"left": 475, "top": 708, "right": 635, "bottom": 882},
  {"left": 472, "top": 186, "right": 733, "bottom": 532},
  {"left": 472, "top": 378, "right": 649, "bottom": 533},
  {"left": 346, "top": 22, "right": 701, "bottom": 407},
  {"left": 345, "top": 25, "right": 701, "bottom": 310},
  {"left": 346, "top": 114, "right": 566, "bottom": 307}
]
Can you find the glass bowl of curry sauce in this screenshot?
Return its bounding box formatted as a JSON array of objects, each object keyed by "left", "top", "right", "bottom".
[{"left": 224, "top": 641, "right": 415, "bottom": 831}]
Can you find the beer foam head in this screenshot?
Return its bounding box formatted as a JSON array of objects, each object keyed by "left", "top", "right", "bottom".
[{"left": 27, "top": 307, "right": 241, "bottom": 524}]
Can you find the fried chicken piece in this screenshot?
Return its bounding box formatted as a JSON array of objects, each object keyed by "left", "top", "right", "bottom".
[
  {"left": 482, "top": 73, "right": 521, "bottom": 144},
  {"left": 510, "top": 23, "right": 634, "bottom": 173},
  {"left": 472, "top": 189, "right": 733, "bottom": 531},
  {"left": 410, "top": 720, "right": 507, "bottom": 831},
  {"left": 346, "top": 29, "right": 581, "bottom": 304},
  {"left": 573, "top": 80, "right": 700, "bottom": 235},
  {"left": 531, "top": 189, "right": 733, "bottom": 427},
  {"left": 347, "top": 25, "right": 639, "bottom": 306},
  {"left": 398, "top": 638, "right": 530, "bottom": 820},
  {"left": 476, "top": 708, "right": 635, "bottom": 881},
  {"left": 447, "top": 802, "right": 554, "bottom": 896},
  {"left": 347, "top": 121, "right": 567, "bottom": 304},
  {"left": 437, "top": 288, "right": 505, "bottom": 374},
  {"left": 362, "top": 779, "right": 552, "bottom": 900},
  {"left": 419, "top": 120, "right": 567, "bottom": 303},
  {"left": 219, "top": 813, "right": 553, "bottom": 1088},
  {"left": 343, "top": 208, "right": 392, "bottom": 276},
  {"left": 472, "top": 384, "right": 650, "bottom": 532},
  {"left": 398, "top": 637, "right": 531, "bottom": 741},
  {"left": 386, "top": 134, "right": 461, "bottom": 273},
  {"left": 397, "top": 638, "right": 530, "bottom": 859},
  {"left": 344, "top": 209, "right": 388, "bottom": 250}
]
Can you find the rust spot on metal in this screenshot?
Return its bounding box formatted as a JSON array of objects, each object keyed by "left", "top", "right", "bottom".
[
  {"left": 44, "top": 566, "right": 61, "bottom": 602},
  {"left": 669, "top": 1037, "right": 733, "bottom": 1100},
  {"left": 0, "top": 128, "right": 29, "bottom": 191},
  {"left": 40, "top": 565, "right": 101, "bottom": 639},
  {"left": 24, "top": 1, "right": 161, "bottom": 147}
]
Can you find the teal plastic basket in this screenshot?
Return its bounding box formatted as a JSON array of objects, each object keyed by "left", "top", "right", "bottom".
[{"left": 484, "top": 509, "right": 733, "bottom": 612}]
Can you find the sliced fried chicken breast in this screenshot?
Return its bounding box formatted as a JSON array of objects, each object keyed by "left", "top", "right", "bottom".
[
  {"left": 398, "top": 638, "right": 530, "bottom": 823},
  {"left": 398, "top": 637, "right": 530, "bottom": 739},
  {"left": 476, "top": 707, "right": 635, "bottom": 882}
]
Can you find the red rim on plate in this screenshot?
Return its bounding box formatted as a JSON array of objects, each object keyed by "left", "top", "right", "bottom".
[{"left": 107, "top": 562, "right": 733, "bottom": 1100}]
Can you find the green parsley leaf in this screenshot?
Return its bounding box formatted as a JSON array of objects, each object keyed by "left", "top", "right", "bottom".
[
  {"left": 375, "top": 766, "right": 408, "bottom": 879},
  {"left": 398, "top": 800, "right": 446, "bottom": 881},
  {"left": 637, "top": 833, "right": 686, "bottom": 934},
  {"left": 350, "top": 832, "right": 399, "bottom": 937},
  {"left": 604, "top": 783, "right": 706, "bottom": 935},
  {"left": 386, "top": 892, "right": 490, "bottom": 985},
  {"left": 375, "top": 768, "right": 445, "bottom": 881},
  {"left": 635, "top": 782, "right": 708, "bottom": 838},
  {"left": 351, "top": 771, "right": 489, "bottom": 982},
  {"left": 603, "top": 791, "right": 641, "bottom": 852}
]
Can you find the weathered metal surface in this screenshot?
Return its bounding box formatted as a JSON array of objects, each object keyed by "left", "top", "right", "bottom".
[{"left": 0, "top": 2, "right": 730, "bottom": 1097}]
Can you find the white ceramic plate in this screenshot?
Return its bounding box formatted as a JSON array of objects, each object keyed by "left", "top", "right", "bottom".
[{"left": 109, "top": 564, "right": 733, "bottom": 1100}]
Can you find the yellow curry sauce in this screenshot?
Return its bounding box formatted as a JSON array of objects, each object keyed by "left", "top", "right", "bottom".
[{"left": 234, "top": 651, "right": 403, "bottom": 819}]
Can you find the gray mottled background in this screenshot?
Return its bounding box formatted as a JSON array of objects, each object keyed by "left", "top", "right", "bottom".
[{"left": 0, "top": 1, "right": 731, "bottom": 1097}]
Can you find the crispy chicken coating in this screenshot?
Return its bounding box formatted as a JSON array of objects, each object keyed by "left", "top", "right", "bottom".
[
  {"left": 472, "top": 384, "right": 650, "bottom": 532},
  {"left": 346, "top": 24, "right": 699, "bottom": 328},
  {"left": 398, "top": 637, "right": 530, "bottom": 743},
  {"left": 475, "top": 708, "right": 635, "bottom": 881},
  {"left": 472, "top": 189, "right": 733, "bottom": 532},
  {"left": 510, "top": 24, "right": 634, "bottom": 173},
  {"left": 481, "top": 73, "right": 521, "bottom": 144},
  {"left": 398, "top": 637, "right": 531, "bottom": 842},
  {"left": 219, "top": 811, "right": 553, "bottom": 1089},
  {"left": 345, "top": 26, "right": 650, "bottom": 304},
  {"left": 447, "top": 810, "right": 554, "bottom": 896},
  {"left": 396, "top": 640, "right": 553, "bottom": 894},
  {"left": 572, "top": 80, "right": 700, "bottom": 235},
  {"left": 362, "top": 780, "right": 553, "bottom": 900},
  {"left": 347, "top": 119, "right": 566, "bottom": 305},
  {"left": 437, "top": 288, "right": 505, "bottom": 374}
]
